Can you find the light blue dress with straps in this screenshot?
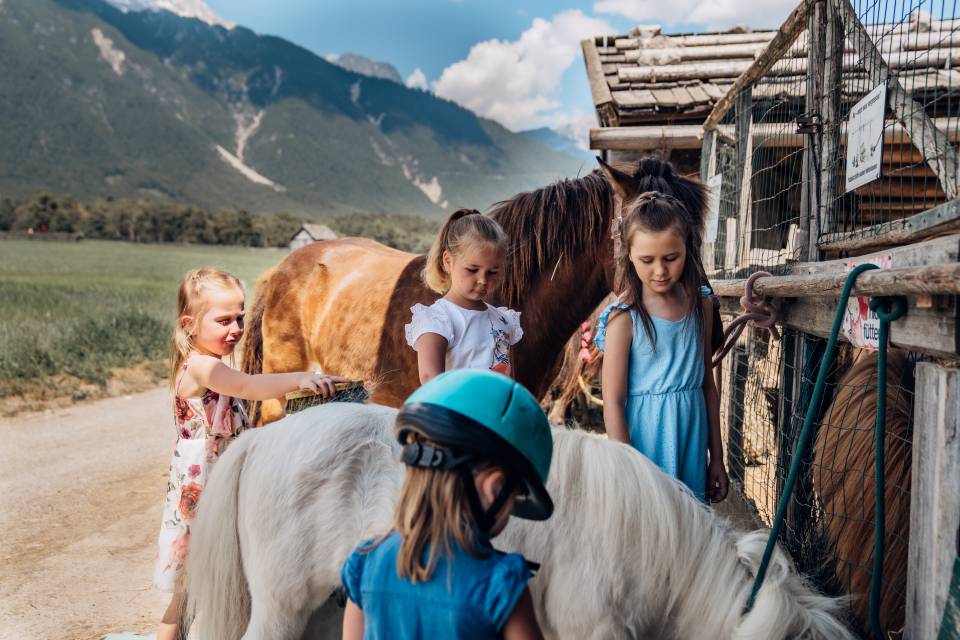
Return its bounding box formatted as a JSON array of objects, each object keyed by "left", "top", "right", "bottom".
[{"left": 595, "top": 295, "right": 708, "bottom": 500}]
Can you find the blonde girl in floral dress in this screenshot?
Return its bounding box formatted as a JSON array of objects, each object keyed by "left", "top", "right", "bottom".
[{"left": 155, "top": 267, "right": 345, "bottom": 640}]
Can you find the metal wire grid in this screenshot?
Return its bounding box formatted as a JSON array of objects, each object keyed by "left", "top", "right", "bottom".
[
  {"left": 719, "top": 318, "right": 918, "bottom": 636},
  {"left": 818, "top": 0, "right": 960, "bottom": 244},
  {"left": 707, "top": 41, "right": 810, "bottom": 279}
]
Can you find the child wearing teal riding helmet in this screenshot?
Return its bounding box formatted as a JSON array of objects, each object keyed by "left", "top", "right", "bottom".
[{"left": 340, "top": 369, "right": 553, "bottom": 640}]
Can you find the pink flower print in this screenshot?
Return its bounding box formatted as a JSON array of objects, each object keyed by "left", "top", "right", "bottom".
[
  {"left": 212, "top": 408, "right": 234, "bottom": 437},
  {"left": 187, "top": 464, "right": 202, "bottom": 479},
  {"left": 180, "top": 427, "right": 192, "bottom": 439},
  {"left": 174, "top": 397, "right": 194, "bottom": 425},
  {"left": 205, "top": 436, "right": 222, "bottom": 463},
  {"left": 169, "top": 531, "right": 190, "bottom": 566}
]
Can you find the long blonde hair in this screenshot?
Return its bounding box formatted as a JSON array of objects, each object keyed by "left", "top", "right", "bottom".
[
  {"left": 389, "top": 434, "right": 503, "bottom": 582},
  {"left": 169, "top": 267, "right": 243, "bottom": 384},
  {"left": 423, "top": 208, "right": 507, "bottom": 293}
]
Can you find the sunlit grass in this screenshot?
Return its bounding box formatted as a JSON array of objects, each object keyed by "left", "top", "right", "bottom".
[{"left": 0, "top": 239, "right": 284, "bottom": 388}]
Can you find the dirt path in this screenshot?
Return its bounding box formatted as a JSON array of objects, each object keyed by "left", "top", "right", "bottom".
[
  {"left": 0, "top": 387, "right": 763, "bottom": 640},
  {"left": 0, "top": 388, "right": 171, "bottom": 640}
]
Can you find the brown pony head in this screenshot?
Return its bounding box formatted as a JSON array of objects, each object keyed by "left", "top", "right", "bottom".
[{"left": 596, "top": 156, "right": 709, "bottom": 289}]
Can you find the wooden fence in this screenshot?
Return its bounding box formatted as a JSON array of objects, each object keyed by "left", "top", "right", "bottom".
[{"left": 699, "top": 1, "right": 960, "bottom": 637}]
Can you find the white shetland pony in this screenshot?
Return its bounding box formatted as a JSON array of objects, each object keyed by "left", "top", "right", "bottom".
[{"left": 187, "top": 403, "right": 853, "bottom": 639}]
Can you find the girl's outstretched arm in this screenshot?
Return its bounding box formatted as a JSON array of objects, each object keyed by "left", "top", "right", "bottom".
[
  {"left": 502, "top": 588, "right": 544, "bottom": 640},
  {"left": 702, "top": 298, "right": 728, "bottom": 502},
  {"left": 186, "top": 354, "right": 346, "bottom": 401},
  {"left": 600, "top": 310, "right": 632, "bottom": 445},
  {"left": 415, "top": 333, "right": 448, "bottom": 384},
  {"left": 342, "top": 600, "right": 364, "bottom": 640}
]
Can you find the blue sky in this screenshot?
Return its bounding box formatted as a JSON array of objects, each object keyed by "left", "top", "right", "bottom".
[{"left": 203, "top": 0, "right": 797, "bottom": 139}]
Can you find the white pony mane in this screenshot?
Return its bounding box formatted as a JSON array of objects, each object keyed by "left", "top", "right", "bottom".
[{"left": 188, "top": 403, "right": 854, "bottom": 640}]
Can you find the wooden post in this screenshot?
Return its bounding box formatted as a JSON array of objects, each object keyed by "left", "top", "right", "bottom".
[
  {"left": 701, "top": 129, "right": 718, "bottom": 272},
  {"left": 735, "top": 89, "right": 754, "bottom": 269},
  {"left": 817, "top": 0, "right": 841, "bottom": 239},
  {"left": 906, "top": 363, "right": 960, "bottom": 639},
  {"left": 830, "top": 0, "right": 960, "bottom": 199},
  {"left": 725, "top": 346, "right": 749, "bottom": 483}
]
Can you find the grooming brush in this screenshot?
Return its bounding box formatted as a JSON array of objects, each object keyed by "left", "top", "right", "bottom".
[{"left": 284, "top": 380, "right": 369, "bottom": 414}]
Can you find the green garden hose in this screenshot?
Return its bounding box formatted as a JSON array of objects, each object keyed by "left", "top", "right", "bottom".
[{"left": 744, "top": 263, "right": 907, "bottom": 640}]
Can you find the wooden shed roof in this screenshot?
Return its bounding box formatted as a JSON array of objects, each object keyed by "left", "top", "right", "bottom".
[{"left": 583, "top": 15, "right": 960, "bottom": 129}]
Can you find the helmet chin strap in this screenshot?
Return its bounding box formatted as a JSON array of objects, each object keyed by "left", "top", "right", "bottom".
[
  {"left": 401, "top": 441, "right": 516, "bottom": 533},
  {"left": 461, "top": 471, "right": 516, "bottom": 533}
]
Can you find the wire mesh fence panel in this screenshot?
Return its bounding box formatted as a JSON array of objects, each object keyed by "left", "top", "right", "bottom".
[
  {"left": 818, "top": 0, "right": 960, "bottom": 248},
  {"left": 706, "top": 29, "right": 811, "bottom": 278},
  {"left": 702, "top": 2, "right": 960, "bottom": 636}
]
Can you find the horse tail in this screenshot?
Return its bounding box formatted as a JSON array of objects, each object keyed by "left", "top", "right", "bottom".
[
  {"left": 733, "top": 530, "right": 855, "bottom": 640},
  {"left": 186, "top": 435, "right": 253, "bottom": 640},
  {"left": 242, "top": 268, "right": 271, "bottom": 424}
]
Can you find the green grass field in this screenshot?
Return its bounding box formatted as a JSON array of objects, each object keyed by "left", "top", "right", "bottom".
[{"left": 0, "top": 239, "right": 285, "bottom": 406}]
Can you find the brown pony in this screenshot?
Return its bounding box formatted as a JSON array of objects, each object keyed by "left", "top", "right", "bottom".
[
  {"left": 812, "top": 348, "right": 913, "bottom": 636},
  {"left": 243, "top": 158, "right": 707, "bottom": 423}
]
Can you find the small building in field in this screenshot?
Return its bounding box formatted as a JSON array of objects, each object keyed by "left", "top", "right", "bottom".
[{"left": 289, "top": 223, "right": 337, "bottom": 250}]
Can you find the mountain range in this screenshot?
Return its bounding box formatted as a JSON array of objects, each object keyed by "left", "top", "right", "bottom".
[{"left": 0, "top": 0, "right": 591, "bottom": 217}]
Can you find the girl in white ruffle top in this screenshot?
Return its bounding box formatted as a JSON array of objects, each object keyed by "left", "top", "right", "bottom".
[{"left": 405, "top": 209, "right": 522, "bottom": 383}]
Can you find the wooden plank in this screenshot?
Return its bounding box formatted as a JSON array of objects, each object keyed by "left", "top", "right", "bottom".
[
  {"left": 906, "top": 363, "right": 960, "bottom": 638},
  {"left": 589, "top": 118, "right": 960, "bottom": 151},
  {"left": 724, "top": 218, "right": 738, "bottom": 272},
  {"left": 819, "top": 0, "right": 842, "bottom": 237},
  {"left": 651, "top": 87, "right": 680, "bottom": 107},
  {"left": 702, "top": 129, "right": 719, "bottom": 271},
  {"left": 802, "top": 2, "right": 820, "bottom": 262},
  {"left": 685, "top": 84, "right": 713, "bottom": 104},
  {"left": 778, "top": 296, "right": 958, "bottom": 356},
  {"left": 736, "top": 89, "right": 754, "bottom": 268},
  {"left": 819, "top": 199, "right": 960, "bottom": 252},
  {"left": 611, "top": 89, "right": 657, "bottom": 108},
  {"left": 831, "top": 0, "right": 960, "bottom": 199},
  {"left": 590, "top": 125, "right": 704, "bottom": 150},
  {"left": 703, "top": 0, "right": 815, "bottom": 131},
  {"left": 725, "top": 347, "right": 749, "bottom": 483},
  {"left": 712, "top": 263, "right": 960, "bottom": 298},
  {"left": 581, "top": 39, "right": 614, "bottom": 108},
  {"left": 717, "top": 232, "right": 959, "bottom": 282}
]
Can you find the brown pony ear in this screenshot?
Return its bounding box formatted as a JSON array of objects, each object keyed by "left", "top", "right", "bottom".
[{"left": 597, "top": 157, "right": 638, "bottom": 200}]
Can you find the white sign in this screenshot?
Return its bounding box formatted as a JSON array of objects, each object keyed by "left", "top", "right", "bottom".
[
  {"left": 845, "top": 83, "right": 886, "bottom": 192},
  {"left": 841, "top": 254, "right": 892, "bottom": 349},
  {"left": 704, "top": 173, "right": 722, "bottom": 243}
]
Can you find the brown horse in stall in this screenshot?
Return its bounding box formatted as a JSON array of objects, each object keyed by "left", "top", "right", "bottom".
[
  {"left": 812, "top": 348, "right": 913, "bottom": 636},
  {"left": 243, "top": 158, "right": 708, "bottom": 424}
]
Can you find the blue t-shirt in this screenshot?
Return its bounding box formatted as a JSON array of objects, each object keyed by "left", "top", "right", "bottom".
[{"left": 340, "top": 531, "right": 531, "bottom": 639}]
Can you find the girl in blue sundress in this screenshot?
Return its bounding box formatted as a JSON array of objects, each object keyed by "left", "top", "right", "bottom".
[{"left": 595, "top": 191, "right": 728, "bottom": 502}]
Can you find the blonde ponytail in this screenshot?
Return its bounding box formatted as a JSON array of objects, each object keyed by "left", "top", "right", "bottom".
[
  {"left": 169, "top": 267, "right": 243, "bottom": 385},
  {"left": 423, "top": 208, "right": 506, "bottom": 293}
]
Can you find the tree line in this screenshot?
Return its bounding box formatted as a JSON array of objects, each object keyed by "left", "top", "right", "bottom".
[{"left": 0, "top": 192, "right": 440, "bottom": 253}]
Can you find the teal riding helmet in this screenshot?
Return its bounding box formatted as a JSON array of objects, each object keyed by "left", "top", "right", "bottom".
[{"left": 397, "top": 369, "right": 554, "bottom": 521}]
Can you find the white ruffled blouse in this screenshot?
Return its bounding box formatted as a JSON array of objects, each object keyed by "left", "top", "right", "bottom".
[{"left": 405, "top": 298, "right": 523, "bottom": 376}]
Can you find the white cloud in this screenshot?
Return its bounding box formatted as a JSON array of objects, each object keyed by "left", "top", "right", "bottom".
[
  {"left": 433, "top": 10, "right": 613, "bottom": 131},
  {"left": 405, "top": 68, "right": 429, "bottom": 91},
  {"left": 593, "top": 0, "right": 794, "bottom": 30},
  {"left": 553, "top": 112, "right": 598, "bottom": 150}
]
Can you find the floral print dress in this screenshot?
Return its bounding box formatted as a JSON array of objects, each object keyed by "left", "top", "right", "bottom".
[{"left": 153, "top": 380, "right": 249, "bottom": 592}]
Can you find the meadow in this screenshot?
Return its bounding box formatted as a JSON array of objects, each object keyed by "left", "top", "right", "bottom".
[{"left": 0, "top": 239, "right": 285, "bottom": 413}]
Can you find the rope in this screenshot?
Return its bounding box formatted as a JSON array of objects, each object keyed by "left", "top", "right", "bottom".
[
  {"left": 712, "top": 271, "right": 781, "bottom": 368},
  {"left": 744, "top": 264, "right": 880, "bottom": 613},
  {"left": 868, "top": 295, "right": 907, "bottom": 639}
]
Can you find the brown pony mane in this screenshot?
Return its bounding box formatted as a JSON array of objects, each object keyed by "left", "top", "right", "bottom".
[{"left": 489, "top": 171, "right": 614, "bottom": 308}]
